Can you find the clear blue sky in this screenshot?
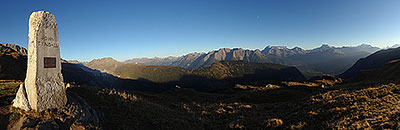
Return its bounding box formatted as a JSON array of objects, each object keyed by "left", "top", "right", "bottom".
[{"left": 0, "top": 0, "right": 399, "bottom": 61}]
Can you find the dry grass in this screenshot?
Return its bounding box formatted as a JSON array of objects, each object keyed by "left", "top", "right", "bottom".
[
  {"left": 2, "top": 80, "right": 400, "bottom": 129},
  {"left": 284, "top": 77, "right": 342, "bottom": 88},
  {"left": 265, "top": 118, "right": 283, "bottom": 127},
  {"left": 307, "top": 83, "right": 400, "bottom": 129},
  {"left": 67, "top": 82, "right": 319, "bottom": 129},
  {"left": 283, "top": 81, "right": 321, "bottom": 87},
  {"left": 70, "top": 82, "right": 400, "bottom": 129},
  {"left": 0, "top": 80, "right": 22, "bottom": 98},
  {"left": 315, "top": 79, "right": 342, "bottom": 86},
  {"left": 234, "top": 84, "right": 281, "bottom": 91}
]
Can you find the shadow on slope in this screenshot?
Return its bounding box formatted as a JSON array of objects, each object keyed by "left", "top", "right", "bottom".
[
  {"left": 62, "top": 63, "right": 170, "bottom": 92},
  {"left": 338, "top": 47, "right": 400, "bottom": 79},
  {"left": 0, "top": 45, "right": 27, "bottom": 80},
  {"left": 75, "top": 60, "right": 306, "bottom": 92},
  {"left": 347, "top": 59, "right": 400, "bottom": 83},
  {"left": 64, "top": 60, "right": 306, "bottom": 92},
  {"left": 170, "top": 67, "right": 306, "bottom": 92}
]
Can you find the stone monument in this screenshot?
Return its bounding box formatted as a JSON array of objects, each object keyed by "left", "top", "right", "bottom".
[{"left": 13, "top": 11, "right": 67, "bottom": 111}]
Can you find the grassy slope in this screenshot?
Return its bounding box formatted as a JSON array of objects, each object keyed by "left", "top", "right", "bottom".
[
  {"left": 2, "top": 61, "right": 400, "bottom": 129},
  {"left": 69, "top": 58, "right": 400, "bottom": 129},
  {"left": 114, "top": 63, "right": 187, "bottom": 82},
  {"left": 192, "top": 61, "right": 305, "bottom": 81},
  {"left": 88, "top": 60, "right": 305, "bottom": 83},
  {"left": 74, "top": 56, "right": 400, "bottom": 129},
  {"left": 69, "top": 81, "right": 400, "bottom": 129},
  {"left": 84, "top": 60, "right": 306, "bottom": 92}
]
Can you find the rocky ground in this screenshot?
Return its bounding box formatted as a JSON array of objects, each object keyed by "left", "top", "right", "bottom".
[
  {"left": 1, "top": 78, "right": 400, "bottom": 129},
  {"left": 0, "top": 81, "right": 100, "bottom": 129}
]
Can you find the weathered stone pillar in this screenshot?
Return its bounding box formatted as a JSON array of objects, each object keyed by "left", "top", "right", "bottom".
[{"left": 13, "top": 11, "right": 67, "bottom": 112}]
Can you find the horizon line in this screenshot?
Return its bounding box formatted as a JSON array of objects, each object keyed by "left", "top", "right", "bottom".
[{"left": 64, "top": 42, "right": 399, "bottom": 62}]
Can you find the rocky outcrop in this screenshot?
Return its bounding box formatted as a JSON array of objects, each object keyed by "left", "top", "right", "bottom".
[
  {"left": 262, "top": 46, "right": 307, "bottom": 57},
  {"left": 0, "top": 43, "right": 27, "bottom": 55},
  {"left": 170, "top": 48, "right": 286, "bottom": 69}
]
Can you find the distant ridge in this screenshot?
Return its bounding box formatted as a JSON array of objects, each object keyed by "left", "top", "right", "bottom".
[
  {"left": 124, "top": 56, "right": 179, "bottom": 66},
  {"left": 125, "top": 48, "right": 287, "bottom": 69},
  {"left": 338, "top": 47, "right": 400, "bottom": 79},
  {"left": 124, "top": 44, "right": 380, "bottom": 77},
  {"left": 261, "top": 46, "right": 307, "bottom": 57}
]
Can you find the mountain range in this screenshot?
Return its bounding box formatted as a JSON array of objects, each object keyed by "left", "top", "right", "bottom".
[
  {"left": 125, "top": 44, "right": 380, "bottom": 77},
  {"left": 0, "top": 43, "right": 306, "bottom": 91},
  {"left": 0, "top": 42, "right": 383, "bottom": 80},
  {"left": 65, "top": 44, "right": 400, "bottom": 91},
  {"left": 2, "top": 42, "right": 400, "bottom": 129}
]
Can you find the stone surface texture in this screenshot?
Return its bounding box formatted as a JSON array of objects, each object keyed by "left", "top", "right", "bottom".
[
  {"left": 13, "top": 11, "right": 67, "bottom": 112},
  {"left": 12, "top": 84, "right": 31, "bottom": 111}
]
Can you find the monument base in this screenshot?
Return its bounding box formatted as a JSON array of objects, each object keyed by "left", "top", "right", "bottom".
[
  {"left": 12, "top": 81, "right": 67, "bottom": 112},
  {"left": 13, "top": 84, "right": 31, "bottom": 111}
]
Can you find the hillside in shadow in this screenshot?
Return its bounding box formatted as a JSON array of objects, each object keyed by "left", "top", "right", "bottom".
[
  {"left": 0, "top": 44, "right": 27, "bottom": 80},
  {"left": 80, "top": 60, "right": 306, "bottom": 92},
  {"left": 65, "top": 60, "right": 306, "bottom": 92},
  {"left": 62, "top": 63, "right": 169, "bottom": 92},
  {"left": 338, "top": 47, "right": 400, "bottom": 79}
]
